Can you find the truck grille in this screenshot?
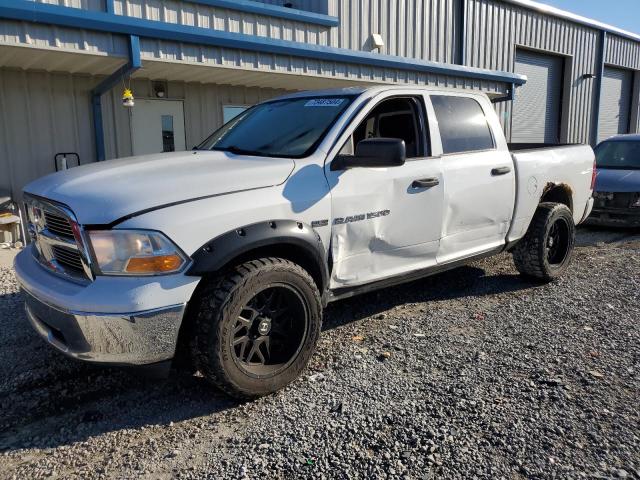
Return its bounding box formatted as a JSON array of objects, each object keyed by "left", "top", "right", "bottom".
[
  {"left": 43, "top": 211, "right": 75, "bottom": 239},
  {"left": 24, "top": 195, "right": 93, "bottom": 282},
  {"left": 51, "top": 245, "right": 85, "bottom": 273}
]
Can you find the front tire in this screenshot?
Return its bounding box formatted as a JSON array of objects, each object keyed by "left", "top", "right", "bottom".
[
  {"left": 512, "top": 202, "right": 576, "bottom": 282},
  {"left": 192, "top": 258, "right": 322, "bottom": 399}
]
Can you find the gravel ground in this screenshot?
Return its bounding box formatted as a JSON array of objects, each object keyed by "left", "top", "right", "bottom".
[{"left": 1, "top": 227, "right": 639, "bottom": 479}]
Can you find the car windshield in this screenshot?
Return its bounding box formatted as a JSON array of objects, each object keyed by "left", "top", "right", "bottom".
[
  {"left": 595, "top": 141, "right": 640, "bottom": 170},
  {"left": 197, "top": 96, "right": 355, "bottom": 158}
]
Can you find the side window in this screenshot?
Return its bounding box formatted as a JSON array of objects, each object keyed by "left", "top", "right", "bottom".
[
  {"left": 340, "top": 97, "right": 427, "bottom": 158},
  {"left": 430, "top": 95, "right": 495, "bottom": 154}
]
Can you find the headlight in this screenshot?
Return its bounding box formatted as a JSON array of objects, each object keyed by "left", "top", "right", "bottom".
[
  {"left": 632, "top": 196, "right": 640, "bottom": 208},
  {"left": 87, "top": 230, "right": 188, "bottom": 276}
]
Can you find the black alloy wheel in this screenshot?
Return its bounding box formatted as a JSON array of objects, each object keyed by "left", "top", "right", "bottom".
[{"left": 231, "top": 285, "right": 308, "bottom": 377}]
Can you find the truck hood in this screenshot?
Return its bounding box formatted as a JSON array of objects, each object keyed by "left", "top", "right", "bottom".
[
  {"left": 24, "top": 151, "right": 295, "bottom": 225},
  {"left": 595, "top": 168, "right": 640, "bottom": 193}
]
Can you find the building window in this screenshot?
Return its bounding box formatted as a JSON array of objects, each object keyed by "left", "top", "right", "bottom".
[
  {"left": 223, "top": 105, "right": 250, "bottom": 124},
  {"left": 161, "top": 115, "right": 175, "bottom": 152}
]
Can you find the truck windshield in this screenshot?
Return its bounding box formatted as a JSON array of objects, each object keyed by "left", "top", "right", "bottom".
[
  {"left": 197, "top": 96, "right": 355, "bottom": 158},
  {"left": 595, "top": 141, "right": 640, "bottom": 170}
]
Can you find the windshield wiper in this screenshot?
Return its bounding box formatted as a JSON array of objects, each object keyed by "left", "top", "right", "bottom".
[{"left": 213, "top": 145, "right": 263, "bottom": 156}]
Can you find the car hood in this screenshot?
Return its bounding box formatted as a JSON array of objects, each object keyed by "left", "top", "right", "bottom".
[
  {"left": 24, "top": 151, "right": 295, "bottom": 225},
  {"left": 595, "top": 168, "right": 640, "bottom": 193}
]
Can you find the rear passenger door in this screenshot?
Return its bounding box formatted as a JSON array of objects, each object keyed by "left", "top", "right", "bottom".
[{"left": 427, "top": 94, "right": 516, "bottom": 263}]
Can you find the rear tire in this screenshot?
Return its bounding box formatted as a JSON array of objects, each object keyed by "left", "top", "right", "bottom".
[
  {"left": 192, "top": 258, "right": 322, "bottom": 399},
  {"left": 512, "top": 202, "right": 575, "bottom": 282}
]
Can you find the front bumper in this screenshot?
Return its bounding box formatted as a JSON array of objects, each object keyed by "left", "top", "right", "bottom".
[
  {"left": 23, "top": 289, "right": 185, "bottom": 365},
  {"left": 14, "top": 246, "right": 199, "bottom": 366}
]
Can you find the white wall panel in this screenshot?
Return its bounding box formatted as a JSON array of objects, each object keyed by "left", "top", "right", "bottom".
[{"left": 0, "top": 68, "right": 97, "bottom": 200}]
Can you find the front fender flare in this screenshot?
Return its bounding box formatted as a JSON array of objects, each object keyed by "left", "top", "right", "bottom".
[{"left": 186, "top": 220, "right": 329, "bottom": 289}]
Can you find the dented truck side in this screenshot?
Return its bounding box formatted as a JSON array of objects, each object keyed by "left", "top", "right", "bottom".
[{"left": 15, "top": 86, "right": 595, "bottom": 398}]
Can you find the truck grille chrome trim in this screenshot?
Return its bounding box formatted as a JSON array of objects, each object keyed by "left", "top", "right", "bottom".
[{"left": 24, "top": 195, "right": 94, "bottom": 283}]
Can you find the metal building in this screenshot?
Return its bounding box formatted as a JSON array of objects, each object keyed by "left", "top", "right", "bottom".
[{"left": 1, "top": 0, "right": 639, "bottom": 201}]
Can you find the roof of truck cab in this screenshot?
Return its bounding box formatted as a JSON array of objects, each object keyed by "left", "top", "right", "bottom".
[
  {"left": 601, "top": 134, "right": 640, "bottom": 143},
  {"left": 270, "top": 85, "right": 492, "bottom": 102}
]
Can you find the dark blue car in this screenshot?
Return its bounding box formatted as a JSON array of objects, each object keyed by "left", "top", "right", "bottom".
[{"left": 587, "top": 135, "right": 640, "bottom": 227}]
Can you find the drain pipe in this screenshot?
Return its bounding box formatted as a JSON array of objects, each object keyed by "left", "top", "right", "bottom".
[
  {"left": 91, "top": 35, "right": 141, "bottom": 161},
  {"left": 591, "top": 30, "right": 606, "bottom": 147}
]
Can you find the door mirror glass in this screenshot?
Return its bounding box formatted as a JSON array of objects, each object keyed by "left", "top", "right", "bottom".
[{"left": 332, "top": 138, "right": 406, "bottom": 170}]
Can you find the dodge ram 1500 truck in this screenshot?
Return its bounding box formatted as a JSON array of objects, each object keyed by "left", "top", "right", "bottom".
[{"left": 15, "top": 86, "right": 595, "bottom": 399}]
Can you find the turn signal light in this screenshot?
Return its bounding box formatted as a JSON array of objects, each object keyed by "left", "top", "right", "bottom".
[{"left": 125, "top": 255, "right": 184, "bottom": 274}]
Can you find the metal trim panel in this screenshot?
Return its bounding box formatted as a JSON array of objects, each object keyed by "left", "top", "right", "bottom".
[{"left": 0, "top": 0, "right": 526, "bottom": 85}]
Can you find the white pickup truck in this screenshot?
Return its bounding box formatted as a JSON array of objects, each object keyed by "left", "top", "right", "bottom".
[{"left": 15, "top": 86, "right": 595, "bottom": 399}]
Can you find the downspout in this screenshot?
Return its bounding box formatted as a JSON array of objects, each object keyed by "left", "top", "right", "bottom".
[
  {"left": 456, "top": 0, "right": 466, "bottom": 66},
  {"left": 591, "top": 30, "right": 606, "bottom": 146},
  {"left": 91, "top": 34, "right": 141, "bottom": 161}
]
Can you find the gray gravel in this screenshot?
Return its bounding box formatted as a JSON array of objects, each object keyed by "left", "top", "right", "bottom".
[{"left": 1, "top": 227, "right": 639, "bottom": 479}]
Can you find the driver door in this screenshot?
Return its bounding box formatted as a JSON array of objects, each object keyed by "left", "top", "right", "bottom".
[{"left": 325, "top": 93, "right": 444, "bottom": 290}]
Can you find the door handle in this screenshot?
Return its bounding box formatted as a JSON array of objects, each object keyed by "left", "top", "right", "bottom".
[
  {"left": 491, "top": 166, "right": 512, "bottom": 176},
  {"left": 411, "top": 177, "right": 440, "bottom": 189}
]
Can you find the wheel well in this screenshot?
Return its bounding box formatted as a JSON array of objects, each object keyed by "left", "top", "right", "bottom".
[
  {"left": 172, "top": 243, "right": 327, "bottom": 371},
  {"left": 540, "top": 184, "right": 573, "bottom": 213},
  {"left": 220, "top": 243, "right": 327, "bottom": 292}
]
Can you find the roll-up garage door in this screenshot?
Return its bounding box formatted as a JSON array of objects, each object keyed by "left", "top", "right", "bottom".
[
  {"left": 512, "top": 50, "right": 564, "bottom": 144},
  {"left": 598, "top": 67, "right": 633, "bottom": 142}
]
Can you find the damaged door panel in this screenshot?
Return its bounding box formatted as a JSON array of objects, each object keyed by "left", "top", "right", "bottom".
[{"left": 325, "top": 94, "right": 444, "bottom": 289}]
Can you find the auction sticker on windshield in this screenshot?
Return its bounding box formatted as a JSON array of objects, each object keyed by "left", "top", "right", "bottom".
[{"left": 304, "top": 98, "right": 346, "bottom": 107}]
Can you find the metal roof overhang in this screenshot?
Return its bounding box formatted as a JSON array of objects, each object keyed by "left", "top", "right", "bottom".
[
  {"left": 0, "top": 0, "right": 526, "bottom": 88},
  {"left": 502, "top": 0, "right": 640, "bottom": 42}
]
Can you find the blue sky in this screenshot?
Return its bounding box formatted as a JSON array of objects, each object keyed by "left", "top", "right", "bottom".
[{"left": 543, "top": 0, "right": 640, "bottom": 35}]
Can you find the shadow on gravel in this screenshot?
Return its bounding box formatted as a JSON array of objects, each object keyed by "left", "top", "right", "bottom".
[
  {"left": 322, "top": 262, "right": 538, "bottom": 330},
  {"left": 0, "top": 292, "right": 239, "bottom": 453},
  {"left": 0, "top": 260, "right": 533, "bottom": 452},
  {"left": 576, "top": 225, "right": 640, "bottom": 247}
]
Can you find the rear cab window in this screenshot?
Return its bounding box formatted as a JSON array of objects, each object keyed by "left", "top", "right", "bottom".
[{"left": 430, "top": 95, "right": 495, "bottom": 155}]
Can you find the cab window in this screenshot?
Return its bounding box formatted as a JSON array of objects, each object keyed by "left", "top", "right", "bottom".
[{"left": 340, "top": 97, "right": 427, "bottom": 158}]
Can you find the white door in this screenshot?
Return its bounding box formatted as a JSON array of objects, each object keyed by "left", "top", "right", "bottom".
[
  {"left": 131, "top": 99, "right": 186, "bottom": 156},
  {"left": 428, "top": 94, "right": 516, "bottom": 263},
  {"left": 512, "top": 50, "right": 564, "bottom": 144},
  {"left": 599, "top": 67, "right": 633, "bottom": 142},
  {"left": 326, "top": 94, "right": 444, "bottom": 289}
]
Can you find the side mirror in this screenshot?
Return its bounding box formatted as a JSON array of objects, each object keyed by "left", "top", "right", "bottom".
[{"left": 332, "top": 138, "right": 406, "bottom": 171}]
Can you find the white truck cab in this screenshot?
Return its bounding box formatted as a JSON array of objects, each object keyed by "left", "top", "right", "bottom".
[{"left": 15, "top": 86, "right": 595, "bottom": 398}]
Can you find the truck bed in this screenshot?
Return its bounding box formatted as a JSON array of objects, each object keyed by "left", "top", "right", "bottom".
[{"left": 507, "top": 143, "right": 595, "bottom": 243}]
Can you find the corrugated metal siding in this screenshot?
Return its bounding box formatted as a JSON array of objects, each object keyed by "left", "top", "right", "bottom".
[
  {"left": 114, "top": 0, "right": 331, "bottom": 44},
  {"left": 256, "top": 0, "right": 328, "bottom": 14},
  {"left": 465, "top": 0, "right": 599, "bottom": 143},
  {"left": 606, "top": 34, "right": 640, "bottom": 70},
  {"left": 327, "top": 0, "right": 458, "bottom": 62},
  {"left": 0, "top": 19, "right": 128, "bottom": 57},
  {"left": 605, "top": 34, "right": 640, "bottom": 134},
  {"left": 137, "top": 39, "right": 506, "bottom": 94},
  {"left": 0, "top": 68, "right": 97, "bottom": 200},
  {"left": 113, "top": 0, "right": 458, "bottom": 61},
  {"left": 30, "top": 0, "right": 106, "bottom": 12}
]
